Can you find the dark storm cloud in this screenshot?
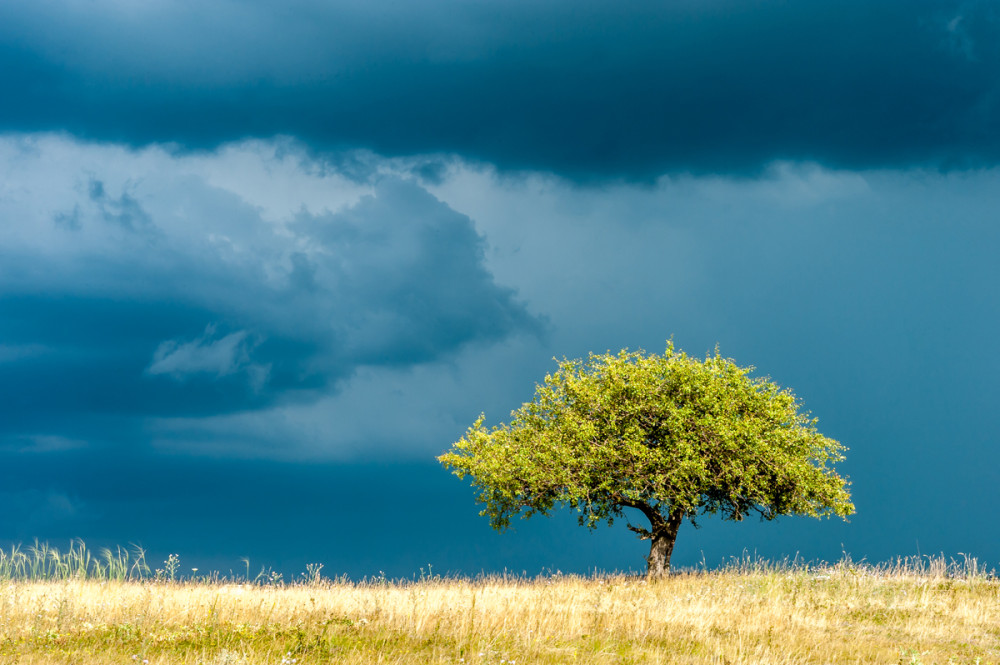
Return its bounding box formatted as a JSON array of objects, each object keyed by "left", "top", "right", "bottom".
[
  {"left": 1, "top": 0, "right": 998, "bottom": 178},
  {"left": 0, "top": 172, "right": 538, "bottom": 448},
  {"left": 290, "top": 180, "right": 540, "bottom": 367}
]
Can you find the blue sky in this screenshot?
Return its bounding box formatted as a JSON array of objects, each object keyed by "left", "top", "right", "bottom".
[{"left": 1, "top": 0, "right": 998, "bottom": 577}]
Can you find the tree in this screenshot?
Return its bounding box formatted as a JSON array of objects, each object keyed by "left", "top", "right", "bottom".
[{"left": 439, "top": 343, "right": 854, "bottom": 576}]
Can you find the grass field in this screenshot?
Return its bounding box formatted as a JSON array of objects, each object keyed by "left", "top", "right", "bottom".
[{"left": 1, "top": 544, "right": 998, "bottom": 664}]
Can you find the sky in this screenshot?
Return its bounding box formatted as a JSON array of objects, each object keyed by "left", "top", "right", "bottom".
[{"left": 1, "top": 0, "right": 999, "bottom": 579}]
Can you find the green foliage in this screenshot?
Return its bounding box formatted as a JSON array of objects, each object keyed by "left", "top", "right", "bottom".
[{"left": 439, "top": 343, "right": 853, "bottom": 538}]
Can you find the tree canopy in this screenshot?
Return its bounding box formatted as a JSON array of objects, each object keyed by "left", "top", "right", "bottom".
[{"left": 439, "top": 343, "right": 854, "bottom": 575}]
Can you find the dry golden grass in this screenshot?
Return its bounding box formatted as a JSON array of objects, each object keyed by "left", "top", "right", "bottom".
[{"left": 1, "top": 563, "right": 998, "bottom": 664}]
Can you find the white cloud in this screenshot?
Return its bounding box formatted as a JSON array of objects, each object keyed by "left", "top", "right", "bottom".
[
  {"left": 147, "top": 326, "right": 266, "bottom": 383},
  {"left": 146, "top": 333, "right": 552, "bottom": 460}
]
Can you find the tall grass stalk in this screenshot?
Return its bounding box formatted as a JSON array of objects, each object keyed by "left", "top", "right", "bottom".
[{"left": 0, "top": 540, "right": 149, "bottom": 582}]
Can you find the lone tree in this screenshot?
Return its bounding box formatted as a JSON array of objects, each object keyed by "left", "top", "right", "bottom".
[{"left": 439, "top": 343, "right": 853, "bottom": 576}]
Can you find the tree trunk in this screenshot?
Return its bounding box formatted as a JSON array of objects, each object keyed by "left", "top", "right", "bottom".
[{"left": 646, "top": 508, "right": 684, "bottom": 577}]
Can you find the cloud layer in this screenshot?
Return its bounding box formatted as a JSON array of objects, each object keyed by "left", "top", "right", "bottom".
[
  {"left": 2, "top": 1, "right": 998, "bottom": 178},
  {"left": 0, "top": 136, "right": 537, "bottom": 452}
]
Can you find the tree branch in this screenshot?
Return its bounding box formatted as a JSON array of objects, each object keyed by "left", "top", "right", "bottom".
[
  {"left": 626, "top": 522, "right": 653, "bottom": 540},
  {"left": 614, "top": 495, "right": 666, "bottom": 529}
]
